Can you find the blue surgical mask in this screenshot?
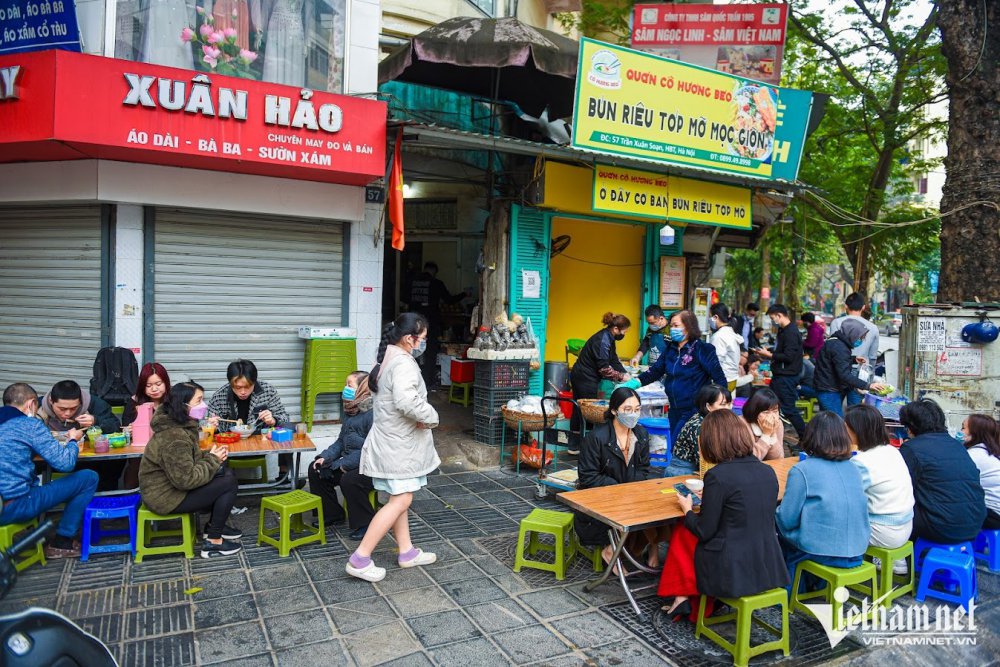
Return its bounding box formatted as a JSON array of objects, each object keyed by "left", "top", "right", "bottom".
[
  {"left": 412, "top": 338, "right": 427, "bottom": 358},
  {"left": 616, "top": 412, "right": 640, "bottom": 429},
  {"left": 853, "top": 339, "right": 864, "bottom": 349},
  {"left": 342, "top": 386, "right": 357, "bottom": 401},
  {"left": 955, "top": 430, "right": 966, "bottom": 444},
  {"left": 648, "top": 322, "right": 664, "bottom": 332},
  {"left": 669, "top": 328, "right": 686, "bottom": 343},
  {"left": 709, "top": 318, "right": 719, "bottom": 332}
]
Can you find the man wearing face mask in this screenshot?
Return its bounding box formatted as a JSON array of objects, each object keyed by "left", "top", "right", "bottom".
[
  {"left": 813, "top": 319, "right": 889, "bottom": 417},
  {"left": 0, "top": 383, "right": 98, "bottom": 559},
  {"left": 571, "top": 312, "right": 632, "bottom": 419},
  {"left": 631, "top": 305, "right": 669, "bottom": 367},
  {"left": 708, "top": 302, "right": 743, "bottom": 392},
  {"left": 758, "top": 305, "right": 808, "bottom": 438}
]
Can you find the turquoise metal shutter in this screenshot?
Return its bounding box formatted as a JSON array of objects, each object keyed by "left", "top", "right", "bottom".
[{"left": 508, "top": 205, "right": 551, "bottom": 395}]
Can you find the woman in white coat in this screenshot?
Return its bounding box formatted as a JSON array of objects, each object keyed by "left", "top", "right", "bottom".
[{"left": 347, "top": 313, "right": 441, "bottom": 582}]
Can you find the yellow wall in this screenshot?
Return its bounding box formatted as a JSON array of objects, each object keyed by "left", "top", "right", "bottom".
[{"left": 545, "top": 217, "right": 647, "bottom": 364}]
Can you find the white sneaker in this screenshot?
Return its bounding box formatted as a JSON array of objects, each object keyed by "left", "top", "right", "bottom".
[
  {"left": 346, "top": 560, "right": 386, "bottom": 582},
  {"left": 399, "top": 548, "right": 437, "bottom": 568},
  {"left": 892, "top": 560, "right": 909, "bottom": 576}
]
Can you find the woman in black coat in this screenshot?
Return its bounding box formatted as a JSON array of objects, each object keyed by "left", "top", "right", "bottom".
[
  {"left": 659, "top": 409, "right": 788, "bottom": 620},
  {"left": 574, "top": 387, "right": 653, "bottom": 568}
]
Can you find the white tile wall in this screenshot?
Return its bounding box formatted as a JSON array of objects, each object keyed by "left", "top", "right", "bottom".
[
  {"left": 114, "top": 204, "right": 145, "bottom": 362},
  {"left": 349, "top": 202, "right": 385, "bottom": 367},
  {"left": 346, "top": 0, "right": 380, "bottom": 95}
]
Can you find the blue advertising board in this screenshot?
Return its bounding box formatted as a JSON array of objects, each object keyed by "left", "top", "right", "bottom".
[{"left": 0, "top": 0, "right": 82, "bottom": 55}]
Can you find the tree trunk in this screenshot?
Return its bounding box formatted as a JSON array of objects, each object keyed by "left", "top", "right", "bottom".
[
  {"left": 937, "top": 0, "right": 1000, "bottom": 303},
  {"left": 479, "top": 202, "right": 510, "bottom": 328}
]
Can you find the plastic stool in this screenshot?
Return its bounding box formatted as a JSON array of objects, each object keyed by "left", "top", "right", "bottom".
[
  {"left": 258, "top": 490, "right": 326, "bottom": 556},
  {"left": 448, "top": 382, "right": 473, "bottom": 407},
  {"left": 513, "top": 509, "right": 576, "bottom": 580},
  {"left": 855, "top": 542, "right": 914, "bottom": 606},
  {"left": 696, "top": 588, "right": 790, "bottom": 667},
  {"left": 913, "top": 537, "right": 973, "bottom": 572},
  {"left": 915, "top": 549, "right": 977, "bottom": 612},
  {"left": 229, "top": 456, "right": 268, "bottom": 483},
  {"left": 341, "top": 489, "right": 382, "bottom": 520},
  {"left": 0, "top": 519, "right": 46, "bottom": 572},
  {"left": 795, "top": 400, "right": 814, "bottom": 423},
  {"left": 571, "top": 538, "right": 604, "bottom": 573},
  {"left": 791, "top": 560, "right": 878, "bottom": 630},
  {"left": 135, "top": 506, "right": 195, "bottom": 562},
  {"left": 81, "top": 494, "right": 141, "bottom": 561},
  {"left": 974, "top": 530, "right": 1000, "bottom": 572}
]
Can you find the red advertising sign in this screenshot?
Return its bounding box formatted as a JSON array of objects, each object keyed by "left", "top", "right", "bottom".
[
  {"left": 0, "top": 50, "right": 386, "bottom": 185},
  {"left": 632, "top": 3, "right": 788, "bottom": 85}
]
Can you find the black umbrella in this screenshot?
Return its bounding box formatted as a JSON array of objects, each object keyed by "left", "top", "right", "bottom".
[{"left": 379, "top": 17, "right": 579, "bottom": 118}]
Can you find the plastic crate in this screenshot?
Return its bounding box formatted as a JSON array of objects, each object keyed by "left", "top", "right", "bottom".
[
  {"left": 473, "top": 387, "right": 526, "bottom": 417},
  {"left": 473, "top": 413, "right": 506, "bottom": 446},
  {"left": 863, "top": 394, "right": 907, "bottom": 421},
  {"left": 450, "top": 359, "right": 475, "bottom": 384},
  {"left": 474, "top": 360, "right": 530, "bottom": 389}
]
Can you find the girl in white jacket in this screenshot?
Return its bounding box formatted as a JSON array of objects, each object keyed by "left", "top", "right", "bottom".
[
  {"left": 347, "top": 313, "right": 441, "bottom": 582},
  {"left": 709, "top": 303, "right": 744, "bottom": 391}
]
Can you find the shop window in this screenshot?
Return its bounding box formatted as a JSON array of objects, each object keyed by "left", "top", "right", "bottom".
[
  {"left": 917, "top": 176, "right": 928, "bottom": 195},
  {"left": 113, "top": 0, "right": 347, "bottom": 93},
  {"left": 466, "top": 0, "right": 495, "bottom": 17}
]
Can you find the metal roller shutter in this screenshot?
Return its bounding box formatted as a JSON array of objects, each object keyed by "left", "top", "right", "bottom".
[
  {"left": 0, "top": 206, "right": 104, "bottom": 391},
  {"left": 152, "top": 208, "right": 345, "bottom": 421}
]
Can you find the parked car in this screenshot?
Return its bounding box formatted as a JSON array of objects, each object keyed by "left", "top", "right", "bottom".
[{"left": 885, "top": 313, "right": 903, "bottom": 336}]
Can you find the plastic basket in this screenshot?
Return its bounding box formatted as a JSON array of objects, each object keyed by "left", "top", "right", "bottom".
[
  {"left": 473, "top": 388, "right": 525, "bottom": 416},
  {"left": 474, "top": 360, "right": 530, "bottom": 389},
  {"left": 501, "top": 407, "right": 558, "bottom": 432},
  {"left": 863, "top": 394, "right": 908, "bottom": 421},
  {"left": 473, "top": 413, "right": 506, "bottom": 446}
]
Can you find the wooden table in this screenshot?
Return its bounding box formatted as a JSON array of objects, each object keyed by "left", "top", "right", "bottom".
[
  {"left": 63, "top": 434, "right": 317, "bottom": 495},
  {"left": 557, "top": 457, "right": 798, "bottom": 621}
]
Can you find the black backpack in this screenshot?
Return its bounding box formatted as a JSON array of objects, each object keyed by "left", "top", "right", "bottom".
[{"left": 89, "top": 347, "right": 139, "bottom": 407}]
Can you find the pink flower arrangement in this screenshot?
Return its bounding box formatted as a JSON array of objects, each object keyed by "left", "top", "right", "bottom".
[
  {"left": 180, "top": 27, "right": 194, "bottom": 42},
  {"left": 182, "top": 13, "right": 260, "bottom": 79},
  {"left": 224, "top": 27, "right": 238, "bottom": 40},
  {"left": 238, "top": 49, "right": 258, "bottom": 64},
  {"left": 198, "top": 23, "right": 213, "bottom": 39}
]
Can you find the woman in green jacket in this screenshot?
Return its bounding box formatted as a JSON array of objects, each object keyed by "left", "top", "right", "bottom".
[{"left": 139, "top": 382, "right": 243, "bottom": 559}]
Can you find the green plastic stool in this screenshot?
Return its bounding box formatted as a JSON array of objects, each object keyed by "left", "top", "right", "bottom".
[
  {"left": 791, "top": 560, "right": 878, "bottom": 630},
  {"left": 513, "top": 509, "right": 576, "bottom": 580},
  {"left": 229, "top": 456, "right": 267, "bottom": 483},
  {"left": 135, "top": 506, "right": 195, "bottom": 562},
  {"left": 795, "top": 400, "right": 814, "bottom": 423},
  {"left": 0, "top": 519, "right": 47, "bottom": 572},
  {"left": 341, "top": 489, "right": 382, "bottom": 520},
  {"left": 572, "top": 539, "right": 605, "bottom": 573},
  {"left": 852, "top": 542, "right": 915, "bottom": 607},
  {"left": 696, "top": 588, "right": 790, "bottom": 667},
  {"left": 258, "top": 490, "right": 326, "bottom": 556},
  {"left": 448, "top": 382, "right": 473, "bottom": 407}
]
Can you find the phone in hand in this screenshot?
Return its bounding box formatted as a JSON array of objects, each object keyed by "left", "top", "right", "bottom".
[{"left": 673, "top": 483, "right": 701, "bottom": 507}]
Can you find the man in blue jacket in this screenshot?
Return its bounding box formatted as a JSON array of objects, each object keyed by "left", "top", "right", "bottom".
[
  {"left": 899, "top": 398, "right": 985, "bottom": 544},
  {"left": 0, "top": 383, "right": 99, "bottom": 559}
]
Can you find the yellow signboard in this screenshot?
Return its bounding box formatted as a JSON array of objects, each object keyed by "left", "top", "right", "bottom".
[
  {"left": 668, "top": 177, "right": 752, "bottom": 229},
  {"left": 592, "top": 164, "right": 669, "bottom": 219},
  {"left": 573, "top": 38, "right": 780, "bottom": 178}
]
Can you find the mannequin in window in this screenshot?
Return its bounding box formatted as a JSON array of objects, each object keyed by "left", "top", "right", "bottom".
[{"left": 141, "top": 0, "right": 195, "bottom": 69}]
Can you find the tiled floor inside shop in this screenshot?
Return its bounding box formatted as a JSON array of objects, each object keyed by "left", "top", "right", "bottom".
[{"left": 3, "top": 466, "right": 999, "bottom": 666}]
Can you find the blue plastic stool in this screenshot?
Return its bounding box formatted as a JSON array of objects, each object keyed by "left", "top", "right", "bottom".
[
  {"left": 81, "top": 494, "right": 141, "bottom": 561},
  {"left": 913, "top": 537, "right": 973, "bottom": 572},
  {"left": 915, "top": 549, "right": 977, "bottom": 612},
  {"left": 639, "top": 417, "right": 672, "bottom": 468},
  {"left": 974, "top": 530, "right": 1000, "bottom": 572}
]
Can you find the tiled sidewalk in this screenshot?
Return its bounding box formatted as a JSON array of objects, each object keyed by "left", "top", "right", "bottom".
[{"left": 2, "top": 468, "right": 997, "bottom": 666}]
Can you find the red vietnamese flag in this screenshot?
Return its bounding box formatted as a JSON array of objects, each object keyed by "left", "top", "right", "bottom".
[{"left": 388, "top": 129, "right": 405, "bottom": 251}]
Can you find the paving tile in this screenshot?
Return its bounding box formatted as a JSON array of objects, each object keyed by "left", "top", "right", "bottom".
[
  {"left": 327, "top": 596, "right": 399, "bottom": 634},
  {"left": 441, "top": 577, "right": 508, "bottom": 606},
  {"left": 122, "top": 632, "right": 196, "bottom": 667},
  {"left": 466, "top": 599, "right": 538, "bottom": 633},
  {"left": 452, "top": 537, "right": 491, "bottom": 557},
  {"left": 57, "top": 586, "right": 124, "bottom": 618},
  {"left": 187, "top": 571, "right": 252, "bottom": 600},
  {"left": 551, "top": 611, "right": 629, "bottom": 649},
  {"left": 519, "top": 589, "right": 590, "bottom": 619},
  {"left": 411, "top": 498, "right": 447, "bottom": 512},
  {"left": 343, "top": 620, "right": 421, "bottom": 667},
  {"left": 125, "top": 604, "right": 193, "bottom": 639},
  {"left": 476, "top": 489, "right": 525, "bottom": 505},
  {"left": 67, "top": 554, "right": 128, "bottom": 591},
  {"left": 196, "top": 621, "right": 270, "bottom": 664},
  {"left": 429, "top": 484, "right": 468, "bottom": 498},
  {"left": 566, "top": 581, "right": 630, "bottom": 607},
  {"left": 523, "top": 653, "right": 594, "bottom": 666},
  {"left": 73, "top": 612, "right": 123, "bottom": 645},
  {"left": 255, "top": 583, "right": 323, "bottom": 616},
  {"left": 583, "top": 639, "right": 671, "bottom": 666},
  {"left": 441, "top": 494, "right": 490, "bottom": 509},
  {"left": 274, "top": 640, "right": 351, "bottom": 666},
  {"left": 193, "top": 593, "right": 259, "bottom": 628},
  {"left": 471, "top": 554, "right": 514, "bottom": 577},
  {"left": 414, "top": 540, "right": 464, "bottom": 562},
  {"left": 248, "top": 563, "right": 309, "bottom": 590},
  {"left": 126, "top": 579, "right": 191, "bottom": 607},
  {"left": 264, "top": 608, "right": 334, "bottom": 649},
  {"left": 406, "top": 608, "right": 481, "bottom": 647},
  {"left": 386, "top": 584, "right": 457, "bottom": 618},
  {"left": 492, "top": 625, "right": 573, "bottom": 664},
  {"left": 448, "top": 472, "right": 490, "bottom": 485},
  {"left": 493, "top": 572, "right": 533, "bottom": 595},
  {"left": 374, "top": 651, "right": 434, "bottom": 666},
  {"left": 200, "top": 654, "right": 275, "bottom": 667},
  {"left": 424, "top": 559, "right": 485, "bottom": 584},
  {"left": 372, "top": 566, "right": 434, "bottom": 594},
  {"left": 430, "top": 638, "right": 510, "bottom": 667},
  {"left": 314, "top": 575, "right": 379, "bottom": 604},
  {"left": 303, "top": 557, "right": 347, "bottom": 582},
  {"left": 129, "top": 557, "right": 188, "bottom": 584}
]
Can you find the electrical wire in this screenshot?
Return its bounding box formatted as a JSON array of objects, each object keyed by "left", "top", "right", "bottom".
[
  {"left": 956, "top": 0, "right": 989, "bottom": 84},
  {"left": 556, "top": 253, "right": 646, "bottom": 267}
]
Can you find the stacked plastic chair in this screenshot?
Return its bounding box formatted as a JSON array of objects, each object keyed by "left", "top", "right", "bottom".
[{"left": 300, "top": 339, "right": 357, "bottom": 429}]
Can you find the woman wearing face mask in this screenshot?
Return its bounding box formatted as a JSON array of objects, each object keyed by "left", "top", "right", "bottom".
[
  {"left": 813, "top": 319, "right": 888, "bottom": 417},
  {"left": 570, "top": 312, "right": 632, "bottom": 409},
  {"left": 708, "top": 302, "right": 743, "bottom": 392},
  {"left": 139, "top": 382, "right": 243, "bottom": 559},
  {"left": 347, "top": 313, "right": 440, "bottom": 582},
  {"left": 959, "top": 414, "right": 1000, "bottom": 529},
  {"left": 574, "top": 387, "right": 653, "bottom": 571},
  {"left": 308, "top": 371, "right": 377, "bottom": 540},
  {"left": 622, "top": 310, "right": 727, "bottom": 445},
  {"left": 739, "top": 388, "right": 786, "bottom": 461}
]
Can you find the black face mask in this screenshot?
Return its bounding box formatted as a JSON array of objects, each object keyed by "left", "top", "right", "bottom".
[{"left": 613, "top": 332, "right": 625, "bottom": 341}]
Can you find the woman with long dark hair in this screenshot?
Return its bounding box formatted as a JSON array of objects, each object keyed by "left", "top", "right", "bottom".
[
  {"left": 740, "top": 388, "right": 786, "bottom": 461},
  {"left": 960, "top": 414, "right": 1000, "bottom": 529},
  {"left": 122, "top": 362, "right": 172, "bottom": 487},
  {"left": 348, "top": 313, "right": 440, "bottom": 582},
  {"left": 139, "top": 382, "right": 242, "bottom": 558}
]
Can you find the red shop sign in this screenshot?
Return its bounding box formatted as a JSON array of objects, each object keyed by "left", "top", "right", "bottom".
[{"left": 0, "top": 50, "right": 386, "bottom": 186}]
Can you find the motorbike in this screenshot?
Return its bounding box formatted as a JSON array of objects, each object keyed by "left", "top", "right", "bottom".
[{"left": 0, "top": 520, "right": 118, "bottom": 666}]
